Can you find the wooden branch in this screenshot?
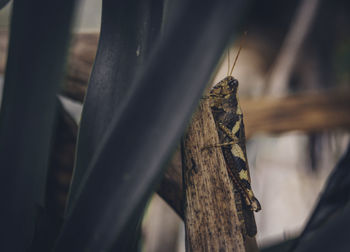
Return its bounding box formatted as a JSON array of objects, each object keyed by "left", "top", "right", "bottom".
[
  {"left": 0, "top": 31, "right": 98, "bottom": 101},
  {"left": 157, "top": 147, "right": 183, "bottom": 218},
  {"left": 47, "top": 102, "right": 78, "bottom": 217},
  {"left": 62, "top": 33, "right": 99, "bottom": 101},
  {"left": 182, "top": 97, "right": 245, "bottom": 251},
  {"left": 242, "top": 92, "right": 350, "bottom": 138}
]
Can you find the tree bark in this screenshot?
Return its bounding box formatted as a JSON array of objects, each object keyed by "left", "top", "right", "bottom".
[{"left": 182, "top": 97, "right": 246, "bottom": 252}]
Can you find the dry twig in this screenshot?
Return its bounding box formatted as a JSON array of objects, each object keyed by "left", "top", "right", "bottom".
[{"left": 182, "top": 97, "right": 246, "bottom": 251}]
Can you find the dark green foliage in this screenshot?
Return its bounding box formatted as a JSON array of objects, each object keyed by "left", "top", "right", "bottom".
[
  {"left": 0, "top": 0, "right": 77, "bottom": 251},
  {"left": 0, "top": 0, "right": 10, "bottom": 10},
  {"left": 66, "top": 0, "right": 164, "bottom": 215},
  {"left": 262, "top": 143, "right": 350, "bottom": 252},
  {"left": 292, "top": 143, "right": 350, "bottom": 252},
  {"left": 261, "top": 238, "right": 297, "bottom": 252}
]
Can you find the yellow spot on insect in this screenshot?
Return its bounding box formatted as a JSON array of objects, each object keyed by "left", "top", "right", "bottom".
[
  {"left": 231, "top": 144, "right": 246, "bottom": 162},
  {"left": 236, "top": 105, "right": 242, "bottom": 115},
  {"left": 247, "top": 189, "right": 254, "bottom": 199},
  {"left": 239, "top": 169, "right": 249, "bottom": 181},
  {"left": 231, "top": 118, "right": 241, "bottom": 135}
]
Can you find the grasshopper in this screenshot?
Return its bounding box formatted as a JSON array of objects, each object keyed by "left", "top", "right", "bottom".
[{"left": 203, "top": 42, "right": 261, "bottom": 237}]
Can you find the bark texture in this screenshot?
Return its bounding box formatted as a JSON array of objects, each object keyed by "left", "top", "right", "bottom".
[{"left": 182, "top": 98, "right": 246, "bottom": 252}]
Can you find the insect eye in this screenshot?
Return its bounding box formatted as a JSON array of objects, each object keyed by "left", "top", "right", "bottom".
[{"left": 228, "top": 79, "right": 238, "bottom": 88}]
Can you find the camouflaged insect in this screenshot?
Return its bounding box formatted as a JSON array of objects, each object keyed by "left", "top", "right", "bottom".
[{"left": 206, "top": 75, "right": 261, "bottom": 237}]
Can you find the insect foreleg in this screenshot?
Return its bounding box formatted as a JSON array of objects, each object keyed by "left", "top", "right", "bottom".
[
  {"left": 201, "top": 140, "right": 239, "bottom": 151},
  {"left": 201, "top": 121, "right": 241, "bottom": 151},
  {"left": 217, "top": 122, "right": 240, "bottom": 141}
]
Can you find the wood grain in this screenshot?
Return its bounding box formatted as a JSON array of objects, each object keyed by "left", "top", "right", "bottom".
[{"left": 182, "top": 97, "right": 245, "bottom": 251}]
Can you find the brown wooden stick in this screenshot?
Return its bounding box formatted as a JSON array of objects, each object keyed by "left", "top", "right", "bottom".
[
  {"left": 0, "top": 31, "right": 98, "bottom": 101},
  {"left": 62, "top": 33, "right": 99, "bottom": 101},
  {"left": 157, "top": 147, "right": 184, "bottom": 218},
  {"left": 182, "top": 97, "right": 245, "bottom": 251},
  {"left": 242, "top": 92, "right": 350, "bottom": 138}
]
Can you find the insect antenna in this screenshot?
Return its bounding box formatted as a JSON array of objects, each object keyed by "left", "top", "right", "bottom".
[
  {"left": 227, "top": 48, "right": 230, "bottom": 77},
  {"left": 229, "top": 32, "right": 247, "bottom": 77}
]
